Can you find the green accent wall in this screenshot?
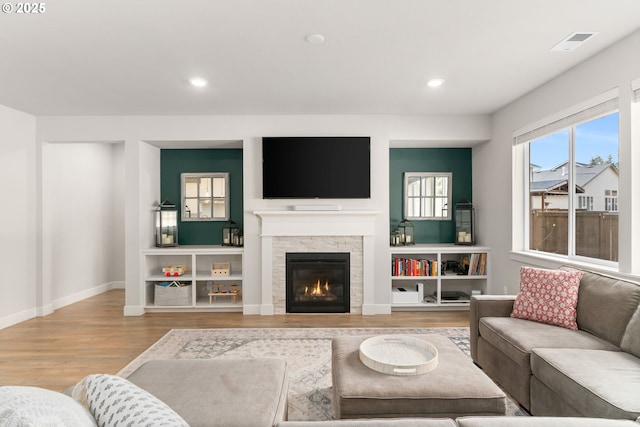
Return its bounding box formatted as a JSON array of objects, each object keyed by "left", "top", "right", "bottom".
[
  {"left": 161, "top": 149, "right": 243, "bottom": 245},
  {"left": 389, "top": 148, "right": 472, "bottom": 243}
]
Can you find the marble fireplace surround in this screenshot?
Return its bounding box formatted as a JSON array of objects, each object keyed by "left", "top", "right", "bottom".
[{"left": 254, "top": 210, "right": 379, "bottom": 315}]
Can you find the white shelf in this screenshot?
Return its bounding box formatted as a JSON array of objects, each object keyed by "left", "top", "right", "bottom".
[
  {"left": 142, "top": 245, "right": 243, "bottom": 312},
  {"left": 195, "top": 273, "right": 243, "bottom": 281},
  {"left": 390, "top": 244, "right": 490, "bottom": 311},
  {"left": 441, "top": 275, "right": 488, "bottom": 280}
]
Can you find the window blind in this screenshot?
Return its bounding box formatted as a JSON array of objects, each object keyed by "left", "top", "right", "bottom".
[{"left": 514, "top": 96, "right": 619, "bottom": 145}]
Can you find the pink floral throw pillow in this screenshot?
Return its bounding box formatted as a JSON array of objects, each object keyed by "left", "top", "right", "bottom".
[{"left": 511, "top": 266, "right": 583, "bottom": 330}]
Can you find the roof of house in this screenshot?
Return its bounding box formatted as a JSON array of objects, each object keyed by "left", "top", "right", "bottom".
[
  {"left": 532, "top": 162, "right": 617, "bottom": 187},
  {"left": 530, "top": 179, "right": 584, "bottom": 194}
]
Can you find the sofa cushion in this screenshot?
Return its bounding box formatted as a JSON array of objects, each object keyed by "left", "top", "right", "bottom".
[
  {"left": 531, "top": 348, "right": 640, "bottom": 420},
  {"left": 126, "top": 358, "right": 289, "bottom": 427},
  {"left": 572, "top": 268, "right": 640, "bottom": 346},
  {"left": 621, "top": 305, "right": 640, "bottom": 358},
  {"left": 457, "top": 416, "right": 639, "bottom": 427},
  {"left": 0, "top": 386, "right": 97, "bottom": 427},
  {"left": 479, "top": 317, "right": 619, "bottom": 369},
  {"left": 511, "top": 266, "right": 583, "bottom": 330},
  {"left": 72, "top": 374, "right": 189, "bottom": 427}
]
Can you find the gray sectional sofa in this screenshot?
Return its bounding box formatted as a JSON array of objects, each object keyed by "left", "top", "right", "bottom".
[
  {"left": 277, "top": 418, "right": 638, "bottom": 426},
  {"left": 470, "top": 267, "right": 640, "bottom": 421},
  {"left": 122, "top": 359, "right": 638, "bottom": 427},
  {"left": 5, "top": 348, "right": 637, "bottom": 426},
  {"left": 123, "top": 357, "right": 638, "bottom": 427}
]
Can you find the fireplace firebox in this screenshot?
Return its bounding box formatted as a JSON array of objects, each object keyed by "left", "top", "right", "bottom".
[{"left": 286, "top": 252, "right": 350, "bottom": 313}]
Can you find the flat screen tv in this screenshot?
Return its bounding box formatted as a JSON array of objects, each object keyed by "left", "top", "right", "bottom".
[{"left": 262, "top": 136, "right": 371, "bottom": 199}]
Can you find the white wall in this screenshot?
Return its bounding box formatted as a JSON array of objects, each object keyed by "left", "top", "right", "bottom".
[
  {"left": 36, "top": 114, "right": 491, "bottom": 314},
  {"left": 476, "top": 29, "right": 640, "bottom": 293},
  {"left": 42, "top": 142, "right": 125, "bottom": 310},
  {"left": 0, "top": 105, "right": 36, "bottom": 328},
  {"left": 582, "top": 168, "right": 618, "bottom": 212}
]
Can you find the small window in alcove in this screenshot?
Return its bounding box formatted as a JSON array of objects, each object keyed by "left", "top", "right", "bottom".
[
  {"left": 181, "top": 172, "right": 229, "bottom": 221},
  {"left": 404, "top": 172, "right": 452, "bottom": 220}
]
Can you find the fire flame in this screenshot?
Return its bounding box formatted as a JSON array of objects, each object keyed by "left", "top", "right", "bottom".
[{"left": 305, "top": 279, "right": 330, "bottom": 296}]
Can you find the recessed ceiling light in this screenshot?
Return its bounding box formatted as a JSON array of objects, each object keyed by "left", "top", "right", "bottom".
[
  {"left": 427, "top": 78, "right": 445, "bottom": 88},
  {"left": 305, "top": 34, "right": 325, "bottom": 44},
  {"left": 189, "top": 77, "right": 208, "bottom": 88}
]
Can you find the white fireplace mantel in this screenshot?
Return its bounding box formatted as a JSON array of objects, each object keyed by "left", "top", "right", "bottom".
[
  {"left": 254, "top": 210, "right": 380, "bottom": 237},
  {"left": 253, "top": 210, "right": 380, "bottom": 315}
]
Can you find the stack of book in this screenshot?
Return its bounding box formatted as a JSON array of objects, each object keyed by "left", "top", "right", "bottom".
[
  {"left": 467, "top": 253, "right": 487, "bottom": 276},
  {"left": 392, "top": 258, "right": 438, "bottom": 277}
]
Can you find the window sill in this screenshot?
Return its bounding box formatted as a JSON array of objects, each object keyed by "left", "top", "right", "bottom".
[{"left": 510, "top": 250, "right": 640, "bottom": 283}]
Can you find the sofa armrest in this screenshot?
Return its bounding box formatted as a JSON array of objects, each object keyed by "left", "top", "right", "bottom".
[{"left": 470, "top": 295, "right": 516, "bottom": 363}]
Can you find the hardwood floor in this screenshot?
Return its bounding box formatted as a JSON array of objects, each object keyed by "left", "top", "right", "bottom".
[{"left": 0, "top": 290, "right": 469, "bottom": 392}]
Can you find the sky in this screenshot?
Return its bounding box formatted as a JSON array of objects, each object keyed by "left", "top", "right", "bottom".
[{"left": 529, "top": 112, "right": 619, "bottom": 170}]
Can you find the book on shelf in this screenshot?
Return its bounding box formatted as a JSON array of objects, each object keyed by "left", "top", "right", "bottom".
[
  {"left": 466, "top": 253, "right": 487, "bottom": 276},
  {"left": 392, "top": 257, "right": 438, "bottom": 277}
]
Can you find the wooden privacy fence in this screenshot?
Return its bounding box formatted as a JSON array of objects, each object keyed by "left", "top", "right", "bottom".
[{"left": 530, "top": 210, "right": 618, "bottom": 261}]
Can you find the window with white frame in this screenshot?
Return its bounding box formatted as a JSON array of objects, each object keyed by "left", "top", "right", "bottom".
[
  {"left": 604, "top": 190, "right": 618, "bottom": 212},
  {"left": 516, "top": 98, "right": 619, "bottom": 264},
  {"left": 578, "top": 195, "right": 593, "bottom": 211},
  {"left": 404, "top": 172, "right": 452, "bottom": 220},
  {"left": 181, "top": 172, "right": 229, "bottom": 221}
]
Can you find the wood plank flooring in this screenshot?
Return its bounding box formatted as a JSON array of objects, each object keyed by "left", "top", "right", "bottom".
[{"left": 0, "top": 290, "right": 468, "bottom": 392}]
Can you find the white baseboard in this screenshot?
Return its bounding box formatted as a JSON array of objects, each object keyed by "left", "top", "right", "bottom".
[
  {"left": 362, "top": 304, "right": 392, "bottom": 315},
  {"left": 123, "top": 305, "right": 145, "bottom": 316},
  {"left": 110, "top": 281, "right": 125, "bottom": 289},
  {"left": 0, "top": 281, "right": 126, "bottom": 330},
  {"left": 242, "top": 304, "right": 262, "bottom": 315},
  {"left": 52, "top": 281, "right": 122, "bottom": 311},
  {"left": 0, "top": 307, "right": 38, "bottom": 330},
  {"left": 36, "top": 304, "right": 54, "bottom": 317},
  {"left": 259, "top": 304, "right": 275, "bottom": 315}
]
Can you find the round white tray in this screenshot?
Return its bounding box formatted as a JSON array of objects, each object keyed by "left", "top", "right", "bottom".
[{"left": 359, "top": 335, "right": 438, "bottom": 376}]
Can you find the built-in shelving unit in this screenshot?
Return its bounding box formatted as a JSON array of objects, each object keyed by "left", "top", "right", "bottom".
[
  {"left": 141, "top": 245, "right": 243, "bottom": 312},
  {"left": 390, "top": 244, "right": 490, "bottom": 311}
]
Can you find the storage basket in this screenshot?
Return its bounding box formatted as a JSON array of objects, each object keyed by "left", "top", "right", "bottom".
[{"left": 154, "top": 283, "right": 192, "bottom": 306}]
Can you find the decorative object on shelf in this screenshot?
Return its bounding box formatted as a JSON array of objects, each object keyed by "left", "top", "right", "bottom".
[
  {"left": 454, "top": 199, "right": 475, "bottom": 245},
  {"left": 458, "top": 254, "right": 470, "bottom": 274},
  {"left": 155, "top": 200, "right": 178, "bottom": 247},
  {"left": 222, "top": 219, "right": 239, "bottom": 246},
  {"left": 162, "top": 265, "right": 187, "bottom": 277},
  {"left": 398, "top": 218, "right": 415, "bottom": 245},
  {"left": 390, "top": 228, "right": 401, "bottom": 246},
  {"left": 211, "top": 262, "right": 230, "bottom": 276},
  {"left": 392, "top": 283, "right": 424, "bottom": 304}
]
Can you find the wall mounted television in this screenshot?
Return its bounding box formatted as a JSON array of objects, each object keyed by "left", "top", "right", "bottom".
[{"left": 262, "top": 136, "right": 371, "bottom": 199}]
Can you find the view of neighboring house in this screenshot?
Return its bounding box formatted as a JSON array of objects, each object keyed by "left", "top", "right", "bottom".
[{"left": 530, "top": 162, "right": 619, "bottom": 212}]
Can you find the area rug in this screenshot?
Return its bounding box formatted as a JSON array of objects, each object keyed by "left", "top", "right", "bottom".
[{"left": 118, "top": 327, "right": 524, "bottom": 420}]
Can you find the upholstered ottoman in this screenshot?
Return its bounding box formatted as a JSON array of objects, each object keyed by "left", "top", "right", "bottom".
[
  {"left": 332, "top": 335, "right": 506, "bottom": 419},
  {"left": 126, "top": 358, "right": 289, "bottom": 427}
]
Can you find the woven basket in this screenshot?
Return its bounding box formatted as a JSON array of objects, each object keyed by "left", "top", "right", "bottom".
[{"left": 154, "top": 284, "right": 192, "bottom": 306}]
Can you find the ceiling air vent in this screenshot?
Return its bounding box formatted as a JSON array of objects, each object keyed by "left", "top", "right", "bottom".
[{"left": 550, "top": 32, "right": 598, "bottom": 52}]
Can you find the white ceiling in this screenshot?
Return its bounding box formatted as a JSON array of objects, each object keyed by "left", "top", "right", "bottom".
[{"left": 2, "top": 0, "right": 640, "bottom": 116}]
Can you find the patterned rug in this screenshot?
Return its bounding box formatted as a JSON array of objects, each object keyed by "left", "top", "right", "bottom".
[{"left": 118, "top": 327, "right": 524, "bottom": 420}]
